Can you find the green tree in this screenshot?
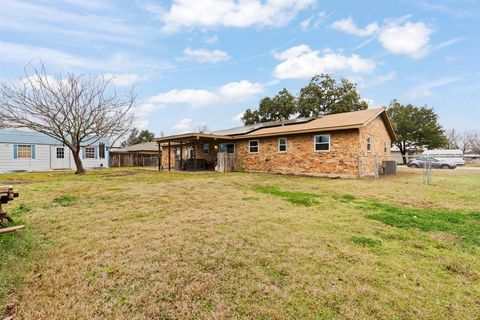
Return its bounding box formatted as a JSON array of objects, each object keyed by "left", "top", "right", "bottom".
[
  {"left": 387, "top": 100, "right": 447, "bottom": 164},
  {"left": 242, "top": 89, "right": 297, "bottom": 125},
  {"left": 297, "top": 74, "right": 368, "bottom": 117},
  {"left": 242, "top": 74, "right": 368, "bottom": 125},
  {"left": 121, "top": 128, "right": 155, "bottom": 147}
]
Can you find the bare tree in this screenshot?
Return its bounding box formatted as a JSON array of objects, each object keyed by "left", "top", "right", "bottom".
[
  {"left": 0, "top": 63, "right": 135, "bottom": 174},
  {"left": 446, "top": 128, "right": 461, "bottom": 149},
  {"left": 469, "top": 132, "right": 480, "bottom": 154}
]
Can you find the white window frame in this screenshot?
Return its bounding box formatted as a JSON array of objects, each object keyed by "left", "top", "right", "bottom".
[
  {"left": 84, "top": 147, "right": 95, "bottom": 159},
  {"left": 278, "top": 137, "right": 287, "bottom": 153},
  {"left": 203, "top": 143, "right": 209, "bottom": 155},
  {"left": 249, "top": 140, "right": 259, "bottom": 153},
  {"left": 367, "top": 135, "right": 372, "bottom": 152},
  {"left": 17, "top": 145, "right": 32, "bottom": 159},
  {"left": 313, "top": 134, "right": 330, "bottom": 152},
  {"left": 56, "top": 147, "right": 65, "bottom": 159}
]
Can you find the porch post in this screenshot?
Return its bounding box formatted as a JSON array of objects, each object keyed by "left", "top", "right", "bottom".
[
  {"left": 180, "top": 141, "right": 183, "bottom": 171},
  {"left": 158, "top": 142, "right": 161, "bottom": 171},
  {"left": 168, "top": 142, "right": 171, "bottom": 172},
  {"left": 193, "top": 141, "right": 197, "bottom": 171}
]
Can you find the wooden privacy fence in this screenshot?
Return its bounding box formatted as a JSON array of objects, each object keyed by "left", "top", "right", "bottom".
[
  {"left": 109, "top": 152, "right": 159, "bottom": 167},
  {"left": 216, "top": 153, "right": 238, "bottom": 172}
]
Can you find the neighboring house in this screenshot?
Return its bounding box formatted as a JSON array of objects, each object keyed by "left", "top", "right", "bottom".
[
  {"left": 156, "top": 108, "right": 396, "bottom": 178},
  {"left": 0, "top": 130, "right": 109, "bottom": 172},
  {"left": 109, "top": 141, "right": 159, "bottom": 167},
  {"left": 391, "top": 148, "right": 423, "bottom": 164}
]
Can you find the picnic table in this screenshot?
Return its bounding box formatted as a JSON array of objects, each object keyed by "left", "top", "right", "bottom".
[{"left": 0, "top": 185, "right": 23, "bottom": 234}]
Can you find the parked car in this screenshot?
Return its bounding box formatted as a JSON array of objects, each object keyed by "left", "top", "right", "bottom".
[{"left": 407, "top": 157, "right": 457, "bottom": 169}]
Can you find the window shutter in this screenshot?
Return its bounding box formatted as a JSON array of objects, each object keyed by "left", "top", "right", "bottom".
[
  {"left": 31, "top": 145, "right": 36, "bottom": 159},
  {"left": 82, "top": 147, "right": 85, "bottom": 159},
  {"left": 13, "top": 145, "right": 18, "bottom": 159},
  {"left": 95, "top": 147, "right": 98, "bottom": 159}
]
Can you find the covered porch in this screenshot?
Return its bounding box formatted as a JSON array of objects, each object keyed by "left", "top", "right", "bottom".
[{"left": 156, "top": 133, "right": 236, "bottom": 172}]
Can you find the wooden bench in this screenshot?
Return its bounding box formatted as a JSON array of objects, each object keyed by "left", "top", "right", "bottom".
[{"left": 0, "top": 185, "right": 22, "bottom": 231}]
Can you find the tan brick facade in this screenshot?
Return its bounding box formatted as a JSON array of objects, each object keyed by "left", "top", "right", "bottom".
[{"left": 160, "top": 114, "right": 392, "bottom": 178}]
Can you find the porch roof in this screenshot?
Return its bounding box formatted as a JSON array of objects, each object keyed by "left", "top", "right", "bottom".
[{"left": 156, "top": 133, "right": 234, "bottom": 144}]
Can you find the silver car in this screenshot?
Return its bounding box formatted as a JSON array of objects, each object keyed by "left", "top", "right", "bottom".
[{"left": 407, "top": 157, "right": 457, "bottom": 169}]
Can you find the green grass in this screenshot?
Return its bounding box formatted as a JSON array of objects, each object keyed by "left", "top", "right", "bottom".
[
  {"left": 351, "top": 236, "right": 382, "bottom": 247},
  {"left": 0, "top": 167, "right": 479, "bottom": 319},
  {"left": 254, "top": 186, "right": 320, "bottom": 206},
  {"left": 358, "top": 200, "right": 480, "bottom": 247},
  {"left": 52, "top": 195, "right": 78, "bottom": 206}
]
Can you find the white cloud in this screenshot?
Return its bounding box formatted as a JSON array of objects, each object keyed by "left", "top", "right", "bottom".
[
  {"left": 300, "top": 16, "right": 314, "bottom": 30},
  {"left": 232, "top": 112, "right": 244, "bottom": 122},
  {"left": 379, "top": 21, "right": 433, "bottom": 59},
  {"left": 173, "top": 118, "right": 194, "bottom": 132},
  {"left": 272, "top": 45, "right": 376, "bottom": 79},
  {"left": 406, "top": 76, "right": 461, "bottom": 98},
  {"left": 104, "top": 73, "right": 143, "bottom": 87},
  {"left": 219, "top": 80, "right": 263, "bottom": 101},
  {"left": 356, "top": 70, "right": 397, "bottom": 88},
  {"left": 203, "top": 34, "right": 219, "bottom": 44},
  {"left": 331, "top": 17, "right": 379, "bottom": 36},
  {"left": 180, "top": 47, "right": 230, "bottom": 64},
  {"left": 148, "top": 0, "right": 315, "bottom": 32},
  {"left": 0, "top": 41, "right": 170, "bottom": 73},
  {"left": 147, "top": 89, "right": 219, "bottom": 108}
]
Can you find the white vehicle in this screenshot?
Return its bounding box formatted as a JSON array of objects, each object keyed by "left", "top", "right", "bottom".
[{"left": 422, "top": 149, "right": 465, "bottom": 165}]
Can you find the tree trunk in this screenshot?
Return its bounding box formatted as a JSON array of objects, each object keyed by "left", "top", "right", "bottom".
[
  {"left": 72, "top": 150, "right": 85, "bottom": 174},
  {"left": 401, "top": 152, "right": 407, "bottom": 165}
]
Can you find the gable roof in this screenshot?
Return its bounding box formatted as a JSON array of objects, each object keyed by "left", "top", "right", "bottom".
[
  {"left": 237, "top": 108, "right": 395, "bottom": 139},
  {"left": 156, "top": 108, "right": 396, "bottom": 143},
  {"left": 111, "top": 141, "right": 158, "bottom": 153}
]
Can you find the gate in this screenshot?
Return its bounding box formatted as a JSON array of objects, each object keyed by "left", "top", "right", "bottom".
[{"left": 216, "top": 153, "right": 237, "bottom": 172}]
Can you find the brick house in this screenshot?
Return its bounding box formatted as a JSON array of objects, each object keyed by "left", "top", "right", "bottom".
[{"left": 156, "top": 108, "right": 396, "bottom": 178}]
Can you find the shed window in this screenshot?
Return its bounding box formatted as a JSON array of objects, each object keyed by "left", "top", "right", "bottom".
[
  {"left": 174, "top": 147, "right": 180, "bottom": 160},
  {"left": 367, "top": 135, "right": 372, "bottom": 151},
  {"left": 314, "top": 135, "right": 330, "bottom": 151},
  {"left": 18, "top": 145, "right": 32, "bottom": 159},
  {"left": 203, "top": 144, "right": 209, "bottom": 155},
  {"left": 84, "top": 147, "right": 95, "bottom": 159},
  {"left": 249, "top": 140, "right": 259, "bottom": 153},
  {"left": 56, "top": 147, "right": 65, "bottom": 159},
  {"left": 278, "top": 137, "right": 287, "bottom": 152}
]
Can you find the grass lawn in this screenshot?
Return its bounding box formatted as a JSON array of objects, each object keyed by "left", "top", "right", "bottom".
[{"left": 1, "top": 167, "right": 479, "bottom": 319}]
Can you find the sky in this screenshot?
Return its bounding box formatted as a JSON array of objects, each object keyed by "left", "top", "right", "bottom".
[{"left": 1, "top": 0, "right": 479, "bottom": 136}]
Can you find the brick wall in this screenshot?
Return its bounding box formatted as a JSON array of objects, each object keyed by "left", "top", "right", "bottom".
[
  {"left": 234, "top": 129, "right": 361, "bottom": 177},
  {"left": 358, "top": 115, "right": 392, "bottom": 177}
]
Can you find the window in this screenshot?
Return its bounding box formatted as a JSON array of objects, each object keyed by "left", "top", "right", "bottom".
[
  {"left": 314, "top": 135, "right": 330, "bottom": 151},
  {"left": 174, "top": 147, "right": 181, "bottom": 160},
  {"left": 278, "top": 137, "right": 287, "bottom": 152},
  {"left": 220, "top": 143, "right": 235, "bottom": 154},
  {"left": 249, "top": 140, "right": 259, "bottom": 153},
  {"left": 17, "top": 145, "right": 32, "bottom": 158},
  {"left": 56, "top": 147, "right": 65, "bottom": 159},
  {"left": 384, "top": 141, "right": 388, "bottom": 153},
  {"left": 366, "top": 135, "right": 372, "bottom": 151},
  {"left": 203, "top": 144, "right": 209, "bottom": 155},
  {"left": 84, "top": 147, "right": 95, "bottom": 159},
  {"left": 188, "top": 147, "right": 194, "bottom": 159}
]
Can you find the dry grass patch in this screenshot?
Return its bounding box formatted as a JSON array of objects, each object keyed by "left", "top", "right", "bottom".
[{"left": 1, "top": 168, "right": 479, "bottom": 319}]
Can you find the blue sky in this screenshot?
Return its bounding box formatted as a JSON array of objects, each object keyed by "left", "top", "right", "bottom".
[{"left": 1, "top": 0, "right": 479, "bottom": 135}]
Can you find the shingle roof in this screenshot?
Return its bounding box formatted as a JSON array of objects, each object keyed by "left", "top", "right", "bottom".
[
  {"left": 238, "top": 108, "right": 394, "bottom": 138},
  {"left": 155, "top": 108, "right": 396, "bottom": 142},
  {"left": 111, "top": 141, "right": 158, "bottom": 152}
]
